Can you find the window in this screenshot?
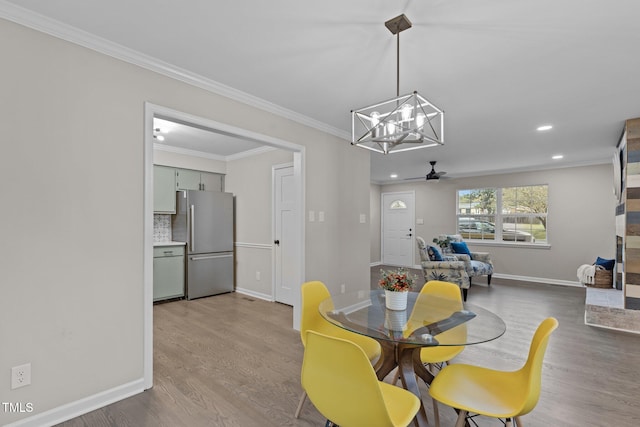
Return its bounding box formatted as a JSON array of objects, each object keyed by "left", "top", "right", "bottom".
[
  {"left": 457, "top": 185, "right": 548, "bottom": 244},
  {"left": 389, "top": 200, "right": 407, "bottom": 209}
]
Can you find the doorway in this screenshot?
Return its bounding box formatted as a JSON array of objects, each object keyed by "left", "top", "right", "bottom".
[
  {"left": 381, "top": 191, "right": 415, "bottom": 267},
  {"left": 143, "top": 103, "right": 305, "bottom": 389}
]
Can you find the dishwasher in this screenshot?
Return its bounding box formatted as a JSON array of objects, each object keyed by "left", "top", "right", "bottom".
[{"left": 153, "top": 245, "right": 185, "bottom": 302}]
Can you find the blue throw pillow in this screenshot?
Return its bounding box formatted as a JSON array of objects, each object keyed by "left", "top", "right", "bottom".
[
  {"left": 427, "top": 245, "right": 443, "bottom": 261},
  {"left": 595, "top": 257, "right": 615, "bottom": 270},
  {"left": 451, "top": 241, "right": 471, "bottom": 256}
]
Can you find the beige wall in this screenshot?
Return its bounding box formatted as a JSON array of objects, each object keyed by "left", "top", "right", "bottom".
[
  {"left": 0, "top": 18, "right": 370, "bottom": 424},
  {"left": 373, "top": 164, "right": 616, "bottom": 283},
  {"left": 225, "top": 149, "right": 294, "bottom": 297}
]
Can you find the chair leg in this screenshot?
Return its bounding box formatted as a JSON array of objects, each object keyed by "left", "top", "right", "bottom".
[
  {"left": 454, "top": 410, "right": 468, "bottom": 427},
  {"left": 294, "top": 391, "right": 307, "bottom": 418},
  {"left": 462, "top": 288, "right": 468, "bottom": 301},
  {"left": 488, "top": 274, "right": 492, "bottom": 286},
  {"left": 514, "top": 416, "right": 523, "bottom": 427},
  {"left": 432, "top": 399, "right": 441, "bottom": 427},
  {"left": 506, "top": 418, "right": 513, "bottom": 427}
]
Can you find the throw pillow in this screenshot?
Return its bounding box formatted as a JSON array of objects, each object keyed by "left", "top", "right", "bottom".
[
  {"left": 595, "top": 256, "right": 615, "bottom": 270},
  {"left": 427, "top": 245, "right": 444, "bottom": 261},
  {"left": 451, "top": 241, "right": 472, "bottom": 256}
]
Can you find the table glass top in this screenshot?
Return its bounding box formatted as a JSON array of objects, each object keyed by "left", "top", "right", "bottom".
[{"left": 319, "top": 290, "right": 506, "bottom": 346}]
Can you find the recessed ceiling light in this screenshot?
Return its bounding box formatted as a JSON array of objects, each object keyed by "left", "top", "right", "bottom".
[
  {"left": 537, "top": 125, "right": 553, "bottom": 131},
  {"left": 390, "top": 173, "right": 398, "bottom": 179},
  {"left": 552, "top": 154, "right": 563, "bottom": 160},
  {"left": 154, "top": 127, "right": 169, "bottom": 134},
  {"left": 154, "top": 135, "right": 165, "bottom": 142}
]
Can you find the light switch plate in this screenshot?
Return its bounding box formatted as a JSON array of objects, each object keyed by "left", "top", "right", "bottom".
[{"left": 359, "top": 214, "right": 366, "bottom": 224}]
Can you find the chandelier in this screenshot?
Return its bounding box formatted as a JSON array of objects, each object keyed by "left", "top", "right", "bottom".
[{"left": 351, "top": 14, "right": 444, "bottom": 155}]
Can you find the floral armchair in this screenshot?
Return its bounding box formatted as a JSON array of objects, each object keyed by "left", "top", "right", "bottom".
[
  {"left": 416, "top": 236, "right": 470, "bottom": 301},
  {"left": 438, "top": 234, "right": 493, "bottom": 288}
]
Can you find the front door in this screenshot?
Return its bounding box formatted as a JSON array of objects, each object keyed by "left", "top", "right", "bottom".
[{"left": 382, "top": 191, "right": 415, "bottom": 267}]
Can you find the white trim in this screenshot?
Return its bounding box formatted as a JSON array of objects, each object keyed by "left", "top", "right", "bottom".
[
  {"left": 4, "top": 379, "right": 144, "bottom": 427},
  {"left": 235, "top": 287, "right": 274, "bottom": 302},
  {"left": 491, "top": 273, "right": 582, "bottom": 287},
  {"left": 226, "top": 146, "right": 277, "bottom": 161},
  {"left": 153, "top": 142, "right": 278, "bottom": 162},
  {"left": 235, "top": 242, "right": 273, "bottom": 250},
  {"left": 153, "top": 143, "right": 226, "bottom": 161},
  {"left": 144, "top": 103, "right": 306, "bottom": 394},
  {"left": 143, "top": 106, "right": 154, "bottom": 390},
  {"left": 0, "top": 1, "right": 349, "bottom": 142}
]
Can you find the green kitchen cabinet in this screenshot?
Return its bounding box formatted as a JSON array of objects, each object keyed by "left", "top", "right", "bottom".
[
  {"left": 176, "top": 168, "right": 223, "bottom": 191},
  {"left": 153, "top": 245, "right": 185, "bottom": 301},
  {"left": 175, "top": 168, "right": 202, "bottom": 191},
  {"left": 153, "top": 165, "right": 176, "bottom": 213}
]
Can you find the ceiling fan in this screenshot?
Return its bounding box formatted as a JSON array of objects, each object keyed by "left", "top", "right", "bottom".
[
  {"left": 405, "top": 161, "right": 447, "bottom": 181},
  {"left": 426, "top": 161, "right": 447, "bottom": 180}
]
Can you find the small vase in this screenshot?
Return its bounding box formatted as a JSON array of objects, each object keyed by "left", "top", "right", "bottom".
[
  {"left": 384, "top": 290, "right": 408, "bottom": 310},
  {"left": 384, "top": 308, "right": 407, "bottom": 331}
]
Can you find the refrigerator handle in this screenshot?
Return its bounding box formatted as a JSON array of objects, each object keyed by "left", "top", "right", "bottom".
[{"left": 190, "top": 204, "right": 195, "bottom": 252}]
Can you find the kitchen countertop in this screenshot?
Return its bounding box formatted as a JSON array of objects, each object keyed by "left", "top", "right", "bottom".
[{"left": 153, "top": 241, "right": 186, "bottom": 247}]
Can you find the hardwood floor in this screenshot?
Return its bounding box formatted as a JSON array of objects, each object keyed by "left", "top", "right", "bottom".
[{"left": 57, "top": 269, "right": 640, "bottom": 427}]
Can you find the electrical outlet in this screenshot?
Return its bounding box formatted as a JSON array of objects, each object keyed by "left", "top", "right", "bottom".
[
  {"left": 255, "top": 271, "right": 261, "bottom": 281},
  {"left": 340, "top": 284, "right": 346, "bottom": 293},
  {"left": 11, "top": 363, "right": 31, "bottom": 389}
]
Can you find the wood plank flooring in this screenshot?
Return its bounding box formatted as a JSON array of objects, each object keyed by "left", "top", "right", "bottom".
[{"left": 56, "top": 269, "right": 640, "bottom": 427}]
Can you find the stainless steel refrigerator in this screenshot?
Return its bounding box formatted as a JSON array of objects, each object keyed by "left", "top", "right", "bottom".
[{"left": 172, "top": 190, "right": 234, "bottom": 299}]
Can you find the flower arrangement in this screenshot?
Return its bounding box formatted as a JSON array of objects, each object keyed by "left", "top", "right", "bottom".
[
  {"left": 379, "top": 268, "right": 416, "bottom": 292},
  {"left": 432, "top": 236, "right": 452, "bottom": 249}
]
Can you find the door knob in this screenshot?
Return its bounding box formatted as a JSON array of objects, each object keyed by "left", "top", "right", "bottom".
[{"left": 274, "top": 240, "right": 280, "bottom": 246}]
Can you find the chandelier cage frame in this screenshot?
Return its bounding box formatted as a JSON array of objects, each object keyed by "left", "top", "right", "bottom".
[{"left": 350, "top": 14, "right": 445, "bottom": 155}]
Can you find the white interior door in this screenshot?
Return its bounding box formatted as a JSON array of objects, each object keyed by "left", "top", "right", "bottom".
[
  {"left": 274, "top": 164, "right": 299, "bottom": 306},
  {"left": 382, "top": 191, "right": 415, "bottom": 267}
]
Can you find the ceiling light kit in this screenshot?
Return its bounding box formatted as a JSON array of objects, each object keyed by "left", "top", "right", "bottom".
[
  {"left": 351, "top": 14, "right": 444, "bottom": 155},
  {"left": 153, "top": 127, "right": 168, "bottom": 141}
]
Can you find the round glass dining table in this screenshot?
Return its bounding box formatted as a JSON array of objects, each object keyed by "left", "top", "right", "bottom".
[{"left": 319, "top": 289, "right": 506, "bottom": 427}]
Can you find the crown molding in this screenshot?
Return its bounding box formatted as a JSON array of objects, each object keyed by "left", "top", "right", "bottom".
[
  {"left": 226, "top": 145, "right": 277, "bottom": 161},
  {"left": 153, "top": 142, "right": 277, "bottom": 162},
  {"left": 153, "top": 143, "right": 226, "bottom": 161},
  {"left": 0, "top": 1, "right": 350, "bottom": 141}
]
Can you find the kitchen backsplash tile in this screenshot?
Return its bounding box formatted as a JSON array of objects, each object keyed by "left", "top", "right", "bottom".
[{"left": 153, "top": 214, "right": 172, "bottom": 242}]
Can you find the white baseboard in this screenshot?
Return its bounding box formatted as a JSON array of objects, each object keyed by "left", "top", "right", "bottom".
[
  {"left": 491, "top": 273, "right": 582, "bottom": 287},
  {"left": 234, "top": 287, "right": 274, "bottom": 302},
  {"left": 5, "top": 379, "right": 145, "bottom": 427},
  {"left": 373, "top": 263, "right": 582, "bottom": 288}
]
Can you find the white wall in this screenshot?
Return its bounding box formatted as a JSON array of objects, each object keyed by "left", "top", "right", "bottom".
[
  {"left": 0, "top": 17, "right": 370, "bottom": 425},
  {"left": 373, "top": 164, "right": 616, "bottom": 283}
]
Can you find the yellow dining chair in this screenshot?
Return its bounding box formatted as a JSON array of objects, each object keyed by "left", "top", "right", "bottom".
[
  {"left": 392, "top": 280, "right": 465, "bottom": 426},
  {"left": 302, "top": 330, "right": 420, "bottom": 427},
  {"left": 393, "top": 280, "right": 465, "bottom": 380},
  {"left": 429, "top": 317, "right": 559, "bottom": 427},
  {"left": 294, "top": 281, "right": 382, "bottom": 419}
]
